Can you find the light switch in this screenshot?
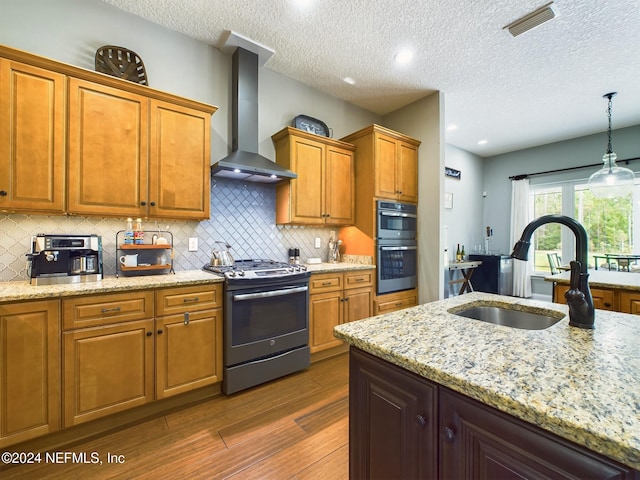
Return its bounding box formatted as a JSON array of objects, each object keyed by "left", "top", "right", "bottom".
[
  {"left": 188, "top": 238, "right": 198, "bottom": 252},
  {"left": 315, "top": 237, "right": 321, "bottom": 248}
]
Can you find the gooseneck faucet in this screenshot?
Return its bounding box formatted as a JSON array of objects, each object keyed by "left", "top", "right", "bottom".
[{"left": 511, "top": 214, "right": 595, "bottom": 329}]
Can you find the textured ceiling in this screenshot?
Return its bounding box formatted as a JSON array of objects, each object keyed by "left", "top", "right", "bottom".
[{"left": 99, "top": 0, "right": 640, "bottom": 157}]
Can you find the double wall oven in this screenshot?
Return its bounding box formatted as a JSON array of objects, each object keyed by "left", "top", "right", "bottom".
[
  {"left": 204, "top": 260, "right": 310, "bottom": 395},
  {"left": 376, "top": 200, "right": 418, "bottom": 295}
]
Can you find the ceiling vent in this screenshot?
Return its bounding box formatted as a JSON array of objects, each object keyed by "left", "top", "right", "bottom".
[{"left": 504, "top": 2, "right": 558, "bottom": 37}]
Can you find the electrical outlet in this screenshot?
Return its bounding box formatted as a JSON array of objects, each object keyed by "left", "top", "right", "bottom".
[
  {"left": 188, "top": 237, "right": 198, "bottom": 252},
  {"left": 315, "top": 237, "right": 321, "bottom": 248}
]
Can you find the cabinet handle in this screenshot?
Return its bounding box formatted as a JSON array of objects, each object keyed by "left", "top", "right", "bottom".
[
  {"left": 184, "top": 312, "right": 190, "bottom": 325},
  {"left": 141, "top": 201, "right": 147, "bottom": 206},
  {"left": 442, "top": 426, "right": 456, "bottom": 443},
  {"left": 183, "top": 297, "right": 199, "bottom": 303},
  {"left": 146, "top": 331, "right": 153, "bottom": 337},
  {"left": 354, "top": 278, "right": 364, "bottom": 282},
  {"left": 0, "top": 190, "right": 7, "bottom": 196},
  {"left": 321, "top": 282, "right": 332, "bottom": 286},
  {"left": 415, "top": 414, "right": 427, "bottom": 428},
  {"left": 604, "top": 302, "right": 611, "bottom": 307},
  {"left": 150, "top": 201, "right": 156, "bottom": 207},
  {"left": 157, "top": 329, "right": 163, "bottom": 335},
  {"left": 395, "top": 302, "right": 404, "bottom": 306},
  {"left": 101, "top": 306, "right": 121, "bottom": 313}
]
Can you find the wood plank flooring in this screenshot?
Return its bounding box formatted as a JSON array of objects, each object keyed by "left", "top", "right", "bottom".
[{"left": 2, "top": 353, "right": 349, "bottom": 480}]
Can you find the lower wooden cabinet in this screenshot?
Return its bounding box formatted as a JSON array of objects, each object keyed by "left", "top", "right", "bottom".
[
  {"left": 309, "top": 270, "right": 374, "bottom": 353},
  {"left": 619, "top": 291, "right": 640, "bottom": 314},
  {"left": 62, "top": 285, "right": 223, "bottom": 427},
  {"left": 553, "top": 283, "right": 640, "bottom": 314},
  {"left": 350, "top": 347, "right": 437, "bottom": 479},
  {"left": 350, "top": 348, "right": 638, "bottom": 479},
  {"left": 0, "top": 300, "right": 60, "bottom": 448},
  {"left": 374, "top": 288, "right": 418, "bottom": 315}
]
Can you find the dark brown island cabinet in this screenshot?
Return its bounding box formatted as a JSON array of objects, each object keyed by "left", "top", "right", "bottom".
[{"left": 349, "top": 348, "right": 639, "bottom": 480}]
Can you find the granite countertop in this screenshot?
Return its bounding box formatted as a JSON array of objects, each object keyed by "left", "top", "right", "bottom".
[
  {"left": 546, "top": 269, "right": 640, "bottom": 291},
  {"left": 0, "top": 263, "right": 374, "bottom": 303},
  {"left": 334, "top": 292, "right": 640, "bottom": 469}
]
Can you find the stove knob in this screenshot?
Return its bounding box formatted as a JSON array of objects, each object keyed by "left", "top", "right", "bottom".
[
  {"left": 228, "top": 271, "right": 235, "bottom": 277},
  {"left": 238, "top": 270, "right": 245, "bottom": 276},
  {"left": 300, "top": 265, "right": 307, "bottom": 271}
]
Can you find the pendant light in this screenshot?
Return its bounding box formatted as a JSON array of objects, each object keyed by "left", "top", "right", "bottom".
[{"left": 588, "top": 92, "right": 635, "bottom": 198}]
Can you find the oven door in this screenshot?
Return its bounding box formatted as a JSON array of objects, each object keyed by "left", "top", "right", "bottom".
[
  {"left": 225, "top": 282, "right": 309, "bottom": 367},
  {"left": 377, "top": 207, "right": 417, "bottom": 240},
  {"left": 377, "top": 242, "right": 417, "bottom": 294}
]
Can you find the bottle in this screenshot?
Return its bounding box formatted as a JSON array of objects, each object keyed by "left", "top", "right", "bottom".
[
  {"left": 134, "top": 218, "right": 144, "bottom": 245},
  {"left": 456, "top": 244, "right": 461, "bottom": 262},
  {"left": 461, "top": 245, "right": 466, "bottom": 261},
  {"left": 124, "top": 218, "right": 134, "bottom": 245},
  {"left": 294, "top": 248, "right": 300, "bottom": 265}
]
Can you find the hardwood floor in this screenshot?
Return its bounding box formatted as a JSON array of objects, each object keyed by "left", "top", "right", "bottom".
[{"left": 2, "top": 353, "right": 349, "bottom": 480}]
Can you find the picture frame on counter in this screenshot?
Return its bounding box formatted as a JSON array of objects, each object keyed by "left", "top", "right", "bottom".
[{"left": 444, "top": 192, "right": 453, "bottom": 209}]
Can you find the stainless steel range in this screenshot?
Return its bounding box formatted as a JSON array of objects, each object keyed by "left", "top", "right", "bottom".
[{"left": 203, "top": 259, "right": 310, "bottom": 394}]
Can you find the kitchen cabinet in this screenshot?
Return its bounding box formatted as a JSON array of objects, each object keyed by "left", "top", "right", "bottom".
[
  {"left": 374, "top": 288, "right": 418, "bottom": 315},
  {"left": 0, "top": 59, "right": 65, "bottom": 214},
  {"left": 351, "top": 348, "right": 638, "bottom": 480},
  {"left": 68, "top": 80, "right": 211, "bottom": 220},
  {"left": 155, "top": 285, "right": 223, "bottom": 399},
  {"left": 0, "top": 300, "right": 60, "bottom": 448},
  {"left": 0, "top": 45, "right": 216, "bottom": 220},
  {"left": 62, "top": 291, "right": 155, "bottom": 426},
  {"left": 62, "top": 285, "right": 223, "bottom": 425},
  {"left": 309, "top": 269, "right": 374, "bottom": 353},
  {"left": 341, "top": 124, "right": 420, "bottom": 204},
  {"left": 273, "top": 126, "right": 356, "bottom": 225},
  {"left": 553, "top": 284, "right": 617, "bottom": 311},
  {"left": 350, "top": 347, "right": 437, "bottom": 480},
  {"left": 619, "top": 291, "right": 640, "bottom": 314}
]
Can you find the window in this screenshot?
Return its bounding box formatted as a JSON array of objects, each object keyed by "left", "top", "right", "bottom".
[{"left": 529, "top": 181, "right": 635, "bottom": 273}]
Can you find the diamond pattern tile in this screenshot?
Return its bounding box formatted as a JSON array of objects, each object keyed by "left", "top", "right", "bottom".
[{"left": 0, "top": 178, "right": 336, "bottom": 282}]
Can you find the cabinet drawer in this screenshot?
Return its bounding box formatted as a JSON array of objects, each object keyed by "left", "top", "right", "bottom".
[
  {"left": 375, "top": 290, "right": 418, "bottom": 314},
  {"left": 63, "top": 291, "right": 154, "bottom": 330},
  {"left": 309, "top": 273, "right": 343, "bottom": 293},
  {"left": 155, "top": 284, "right": 222, "bottom": 316},
  {"left": 344, "top": 269, "right": 374, "bottom": 289},
  {"left": 618, "top": 291, "right": 640, "bottom": 315}
]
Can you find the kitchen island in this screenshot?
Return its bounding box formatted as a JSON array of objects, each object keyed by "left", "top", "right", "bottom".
[{"left": 334, "top": 292, "right": 640, "bottom": 477}]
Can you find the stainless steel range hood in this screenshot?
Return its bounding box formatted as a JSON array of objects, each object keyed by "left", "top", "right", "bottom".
[{"left": 212, "top": 36, "right": 296, "bottom": 183}]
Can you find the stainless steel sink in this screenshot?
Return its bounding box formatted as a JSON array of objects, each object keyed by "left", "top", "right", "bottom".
[{"left": 449, "top": 304, "right": 564, "bottom": 330}]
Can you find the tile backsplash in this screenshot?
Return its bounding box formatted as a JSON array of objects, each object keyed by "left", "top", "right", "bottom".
[{"left": 0, "top": 178, "right": 338, "bottom": 282}]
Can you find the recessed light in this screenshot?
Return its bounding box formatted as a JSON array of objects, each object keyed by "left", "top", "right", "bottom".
[
  {"left": 394, "top": 50, "right": 413, "bottom": 65},
  {"left": 233, "top": 168, "right": 241, "bottom": 173},
  {"left": 343, "top": 77, "right": 356, "bottom": 85},
  {"left": 447, "top": 124, "right": 458, "bottom": 131},
  {"left": 478, "top": 140, "right": 488, "bottom": 145}
]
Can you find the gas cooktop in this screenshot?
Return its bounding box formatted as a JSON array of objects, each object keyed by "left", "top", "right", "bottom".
[{"left": 203, "top": 259, "right": 307, "bottom": 280}]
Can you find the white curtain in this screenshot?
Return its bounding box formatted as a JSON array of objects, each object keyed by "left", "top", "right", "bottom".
[{"left": 510, "top": 179, "right": 532, "bottom": 297}]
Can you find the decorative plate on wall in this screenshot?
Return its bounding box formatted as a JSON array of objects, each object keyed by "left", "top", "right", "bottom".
[
  {"left": 95, "top": 45, "right": 148, "bottom": 86},
  {"left": 292, "top": 114, "right": 331, "bottom": 137}
]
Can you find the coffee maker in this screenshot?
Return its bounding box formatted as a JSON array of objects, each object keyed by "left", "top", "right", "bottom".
[{"left": 28, "top": 234, "right": 103, "bottom": 285}]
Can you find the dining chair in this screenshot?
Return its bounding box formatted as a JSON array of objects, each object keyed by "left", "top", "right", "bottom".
[{"left": 547, "top": 252, "right": 562, "bottom": 274}]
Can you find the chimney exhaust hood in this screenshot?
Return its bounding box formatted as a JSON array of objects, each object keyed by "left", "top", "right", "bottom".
[{"left": 212, "top": 33, "right": 296, "bottom": 183}]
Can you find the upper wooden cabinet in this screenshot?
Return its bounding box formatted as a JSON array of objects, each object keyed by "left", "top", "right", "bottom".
[
  {"left": 0, "top": 45, "right": 216, "bottom": 220},
  {"left": 0, "top": 59, "right": 66, "bottom": 214},
  {"left": 272, "top": 127, "right": 356, "bottom": 225},
  {"left": 342, "top": 124, "right": 420, "bottom": 203}
]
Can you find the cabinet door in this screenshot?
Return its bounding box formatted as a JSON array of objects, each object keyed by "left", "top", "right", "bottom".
[
  {"left": 0, "top": 59, "right": 65, "bottom": 214},
  {"left": 439, "top": 387, "right": 636, "bottom": 479},
  {"left": 309, "top": 290, "right": 343, "bottom": 353},
  {"left": 67, "top": 78, "right": 148, "bottom": 217},
  {"left": 397, "top": 141, "right": 418, "bottom": 203},
  {"left": 63, "top": 319, "right": 154, "bottom": 427},
  {"left": 290, "top": 135, "right": 325, "bottom": 223},
  {"left": 0, "top": 300, "right": 60, "bottom": 447},
  {"left": 325, "top": 145, "right": 354, "bottom": 225},
  {"left": 156, "top": 309, "right": 222, "bottom": 399},
  {"left": 374, "top": 133, "right": 398, "bottom": 199},
  {"left": 149, "top": 100, "right": 211, "bottom": 220},
  {"left": 344, "top": 287, "right": 373, "bottom": 324},
  {"left": 350, "top": 348, "right": 437, "bottom": 480},
  {"left": 554, "top": 285, "right": 615, "bottom": 311}
]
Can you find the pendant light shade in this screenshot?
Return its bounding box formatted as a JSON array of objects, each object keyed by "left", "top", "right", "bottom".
[{"left": 588, "top": 92, "right": 635, "bottom": 198}]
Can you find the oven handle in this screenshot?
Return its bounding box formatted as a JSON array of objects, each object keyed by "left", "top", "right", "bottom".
[
  {"left": 233, "top": 285, "right": 308, "bottom": 301},
  {"left": 380, "top": 246, "right": 418, "bottom": 251},
  {"left": 379, "top": 211, "right": 417, "bottom": 218}
]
